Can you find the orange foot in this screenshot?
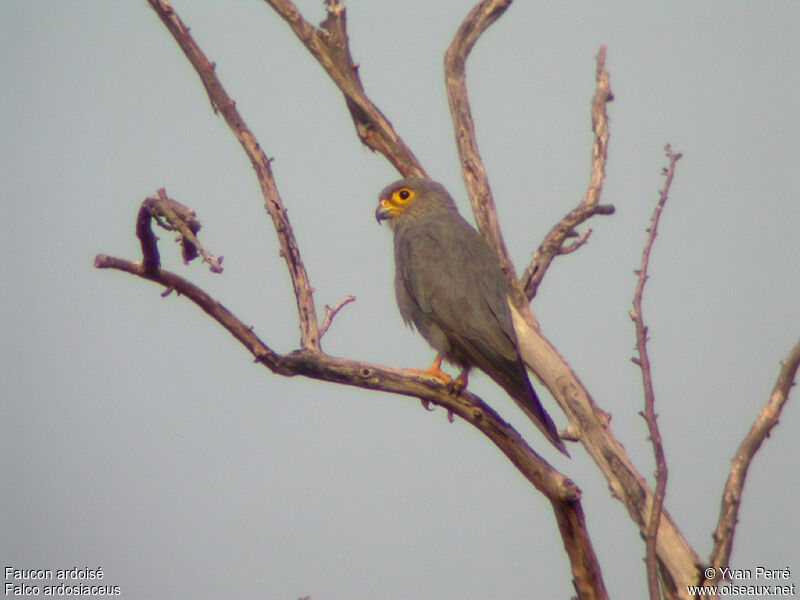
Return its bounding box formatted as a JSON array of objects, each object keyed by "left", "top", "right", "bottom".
[
  {"left": 406, "top": 355, "right": 453, "bottom": 412},
  {"left": 405, "top": 354, "right": 453, "bottom": 385}
]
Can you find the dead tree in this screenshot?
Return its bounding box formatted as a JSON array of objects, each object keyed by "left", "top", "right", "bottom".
[{"left": 95, "top": 2, "right": 800, "bottom": 598}]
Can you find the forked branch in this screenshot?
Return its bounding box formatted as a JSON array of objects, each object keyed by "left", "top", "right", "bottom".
[
  {"left": 93, "top": 250, "right": 579, "bottom": 508},
  {"left": 137, "top": 188, "right": 222, "bottom": 274},
  {"left": 95, "top": 245, "right": 604, "bottom": 597},
  {"left": 319, "top": 295, "right": 356, "bottom": 339},
  {"left": 148, "top": 0, "right": 320, "bottom": 349},
  {"left": 521, "top": 47, "right": 615, "bottom": 300},
  {"left": 264, "top": 0, "right": 426, "bottom": 178}
]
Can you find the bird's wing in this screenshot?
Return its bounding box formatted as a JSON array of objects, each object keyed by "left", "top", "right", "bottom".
[
  {"left": 397, "top": 218, "right": 518, "bottom": 364},
  {"left": 397, "top": 217, "right": 570, "bottom": 457}
]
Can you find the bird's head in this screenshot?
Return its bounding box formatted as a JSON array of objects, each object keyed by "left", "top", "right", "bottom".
[{"left": 375, "top": 178, "right": 457, "bottom": 226}]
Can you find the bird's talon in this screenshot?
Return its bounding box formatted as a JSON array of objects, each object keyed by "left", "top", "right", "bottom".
[
  {"left": 447, "top": 410, "right": 455, "bottom": 423},
  {"left": 405, "top": 354, "right": 454, "bottom": 386},
  {"left": 420, "top": 399, "right": 435, "bottom": 412},
  {"left": 451, "top": 368, "right": 470, "bottom": 395}
]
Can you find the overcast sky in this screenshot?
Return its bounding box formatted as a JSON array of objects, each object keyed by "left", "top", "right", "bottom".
[{"left": 2, "top": 2, "right": 798, "bottom": 599}]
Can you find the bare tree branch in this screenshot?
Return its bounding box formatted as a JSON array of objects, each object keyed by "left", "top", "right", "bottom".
[
  {"left": 264, "top": 0, "right": 426, "bottom": 178},
  {"left": 521, "top": 47, "right": 615, "bottom": 300},
  {"left": 631, "top": 145, "right": 682, "bottom": 600},
  {"left": 147, "top": 0, "right": 320, "bottom": 350},
  {"left": 142, "top": 188, "right": 223, "bottom": 273},
  {"left": 318, "top": 295, "right": 356, "bottom": 339},
  {"left": 444, "top": 6, "right": 609, "bottom": 595},
  {"left": 95, "top": 246, "right": 610, "bottom": 598},
  {"left": 107, "top": 5, "right": 611, "bottom": 595},
  {"left": 509, "top": 302, "right": 702, "bottom": 593},
  {"left": 105, "top": 3, "right": 774, "bottom": 596},
  {"left": 444, "top": 0, "right": 517, "bottom": 282},
  {"left": 93, "top": 250, "right": 579, "bottom": 503},
  {"left": 257, "top": 2, "right": 700, "bottom": 592},
  {"left": 708, "top": 335, "right": 800, "bottom": 572}
]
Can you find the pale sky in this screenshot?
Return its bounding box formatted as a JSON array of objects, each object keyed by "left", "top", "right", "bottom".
[{"left": 2, "top": 2, "right": 798, "bottom": 599}]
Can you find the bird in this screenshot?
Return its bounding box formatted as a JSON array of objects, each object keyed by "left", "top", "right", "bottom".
[{"left": 375, "top": 177, "right": 569, "bottom": 457}]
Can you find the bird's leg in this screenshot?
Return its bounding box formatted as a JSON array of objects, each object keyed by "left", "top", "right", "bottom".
[
  {"left": 407, "top": 354, "right": 452, "bottom": 411},
  {"left": 406, "top": 354, "right": 453, "bottom": 384},
  {"left": 452, "top": 367, "right": 470, "bottom": 395},
  {"left": 424, "top": 354, "right": 452, "bottom": 382},
  {"left": 444, "top": 367, "right": 471, "bottom": 422}
]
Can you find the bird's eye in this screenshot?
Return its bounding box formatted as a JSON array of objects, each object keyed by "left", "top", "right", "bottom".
[{"left": 394, "top": 188, "right": 414, "bottom": 204}]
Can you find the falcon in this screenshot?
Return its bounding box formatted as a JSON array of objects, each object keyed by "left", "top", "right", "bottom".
[{"left": 376, "top": 178, "right": 569, "bottom": 456}]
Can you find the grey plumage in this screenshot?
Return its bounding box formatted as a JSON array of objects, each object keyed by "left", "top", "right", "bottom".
[{"left": 376, "top": 178, "right": 569, "bottom": 456}]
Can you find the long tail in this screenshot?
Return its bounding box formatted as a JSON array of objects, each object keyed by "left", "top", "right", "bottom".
[
  {"left": 512, "top": 369, "right": 570, "bottom": 457},
  {"left": 492, "top": 358, "right": 570, "bottom": 457}
]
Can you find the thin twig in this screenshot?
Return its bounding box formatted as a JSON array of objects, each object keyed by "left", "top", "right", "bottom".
[
  {"left": 560, "top": 228, "right": 593, "bottom": 255},
  {"left": 263, "top": 0, "right": 426, "bottom": 178},
  {"left": 630, "top": 144, "right": 682, "bottom": 600},
  {"left": 444, "top": 0, "right": 516, "bottom": 282},
  {"left": 147, "top": 0, "right": 320, "bottom": 350},
  {"left": 708, "top": 335, "right": 800, "bottom": 573},
  {"left": 521, "top": 47, "right": 615, "bottom": 300},
  {"left": 319, "top": 295, "right": 356, "bottom": 339}
]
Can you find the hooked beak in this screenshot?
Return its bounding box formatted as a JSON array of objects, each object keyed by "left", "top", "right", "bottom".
[{"left": 375, "top": 199, "right": 393, "bottom": 224}]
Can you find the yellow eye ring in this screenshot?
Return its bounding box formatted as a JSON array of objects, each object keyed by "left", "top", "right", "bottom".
[{"left": 393, "top": 188, "right": 414, "bottom": 205}]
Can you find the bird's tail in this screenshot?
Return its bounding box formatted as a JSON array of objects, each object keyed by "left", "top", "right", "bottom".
[{"left": 500, "top": 363, "right": 570, "bottom": 457}]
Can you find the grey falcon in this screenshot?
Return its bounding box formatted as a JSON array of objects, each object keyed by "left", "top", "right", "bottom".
[{"left": 375, "top": 177, "right": 569, "bottom": 457}]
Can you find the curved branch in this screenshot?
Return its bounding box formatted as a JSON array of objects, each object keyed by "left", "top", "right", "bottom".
[
  {"left": 509, "top": 276, "right": 702, "bottom": 592},
  {"left": 94, "top": 247, "right": 607, "bottom": 597},
  {"left": 444, "top": 0, "right": 516, "bottom": 282},
  {"left": 148, "top": 0, "right": 320, "bottom": 349},
  {"left": 631, "top": 145, "right": 682, "bottom": 600},
  {"left": 139, "top": 188, "right": 223, "bottom": 274},
  {"left": 264, "top": 0, "right": 426, "bottom": 178},
  {"left": 708, "top": 335, "right": 800, "bottom": 571},
  {"left": 94, "top": 252, "right": 577, "bottom": 497},
  {"left": 521, "top": 47, "right": 615, "bottom": 300},
  {"left": 261, "top": 3, "right": 691, "bottom": 590}
]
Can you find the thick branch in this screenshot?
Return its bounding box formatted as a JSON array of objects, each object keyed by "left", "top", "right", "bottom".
[
  {"left": 443, "top": 6, "right": 608, "bottom": 596},
  {"left": 709, "top": 335, "right": 800, "bottom": 571},
  {"left": 95, "top": 252, "right": 607, "bottom": 597},
  {"left": 264, "top": 0, "right": 425, "bottom": 178},
  {"left": 147, "top": 0, "right": 320, "bottom": 349},
  {"left": 509, "top": 301, "right": 702, "bottom": 593},
  {"left": 94, "top": 252, "right": 578, "bottom": 501},
  {"left": 521, "top": 47, "right": 615, "bottom": 299},
  {"left": 444, "top": 0, "right": 516, "bottom": 282},
  {"left": 631, "top": 145, "right": 682, "bottom": 600}
]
